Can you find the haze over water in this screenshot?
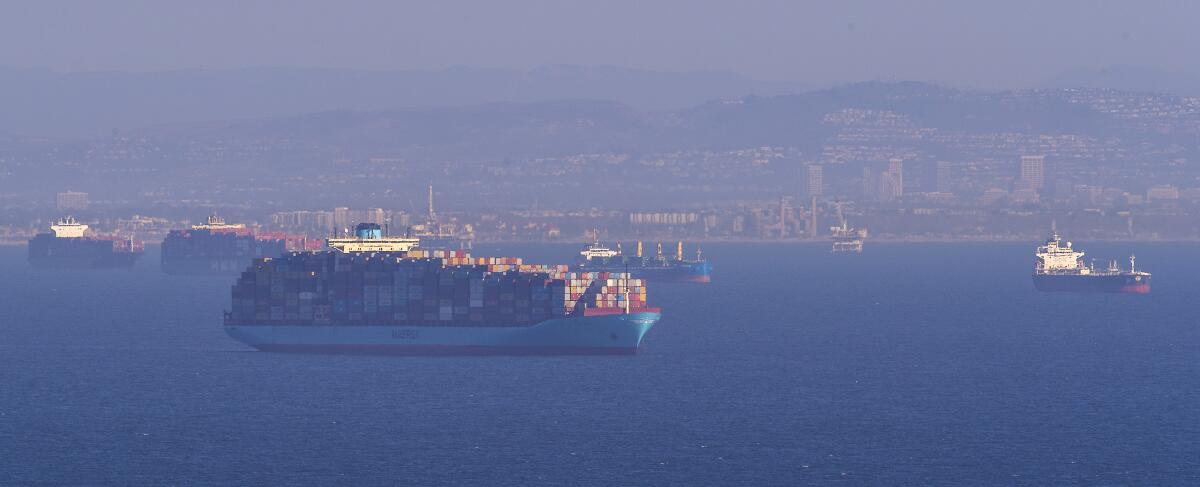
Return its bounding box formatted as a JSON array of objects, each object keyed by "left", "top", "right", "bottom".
[{"left": 2, "top": 242, "right": 1196, "bottom": 485}]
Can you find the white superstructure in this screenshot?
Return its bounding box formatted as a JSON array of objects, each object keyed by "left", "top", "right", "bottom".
[
  {"left": 1035, "top": 233, "right": 1088, "bottom": 275},
  {"left": 829, "top": 203, "right": 867, "bottom": 253},
  {"left": 192, "top": 214, "right": 246, "bottom": 230},
  {"left": 50, "top": 216, "right": 88, "bottom": 238},
  {"left": 327, "top": 237, "right": 420, "bottom": 253},
  {"left": 579, "top": 243, "right": 619, "bottom": 260},
  {"left": 580, "top": 229, "right": 620, "bottom": 260},
  {"left": 327, "top": 223, "right": 420, "bottom": 253}
]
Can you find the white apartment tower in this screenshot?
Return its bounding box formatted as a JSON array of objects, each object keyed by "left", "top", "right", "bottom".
[{"left": 806, "top": 164, "right": 824, "bottom": 197}]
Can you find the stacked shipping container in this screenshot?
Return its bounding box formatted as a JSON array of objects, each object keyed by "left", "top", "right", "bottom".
[
  {"left": 228, "top": 251, "right": 651, "bottom": 327},
  {"left": 164, "top": 228, "right": 321, "bottom": 259}
]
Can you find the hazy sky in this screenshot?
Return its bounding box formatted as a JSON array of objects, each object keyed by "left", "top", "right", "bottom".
[{"left": 2, "top": 0, "right": 1197, "bottom": 88}]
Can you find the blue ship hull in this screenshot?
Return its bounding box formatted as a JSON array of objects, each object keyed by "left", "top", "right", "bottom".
[
  {"left": 224, "top": 310, "right": 660, "bottom": 355},
  {"left": 1032, "top": 273, "right": 1150, "bottom": 294},
  {"left": 575, "top": 260, "right": 711, "bottom": 283}
]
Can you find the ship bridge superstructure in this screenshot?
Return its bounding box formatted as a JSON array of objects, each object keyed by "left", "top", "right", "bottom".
[
  {"left": 192, "top": 214, "right": 246, "bottom": 231},
  {"left": 580, "top": 229, "right": 620, "bottom": 261},
  {"left": 1035, "top": 233, "right": 1088, "bottom": 274},
  {"left": 327, "top": 223, "right": 420, "bottom": 253},
  {"left": 50, "top": 216, "right": 88, "bottom": 238}
]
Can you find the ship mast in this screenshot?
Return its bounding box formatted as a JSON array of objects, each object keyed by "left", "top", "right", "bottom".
[
  {"left": 427, "top": 184, "right": 436, "bottom": 224},
  {"left": 623, "top": 262, "right": 631, "bottom": 314}
]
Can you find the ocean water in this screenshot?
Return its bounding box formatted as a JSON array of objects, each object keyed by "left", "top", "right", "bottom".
[{"left": 1, "top": 242, "right": 1198, "bottom": 485}]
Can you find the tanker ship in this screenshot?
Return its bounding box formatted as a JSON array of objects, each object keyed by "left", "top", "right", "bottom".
[
  {"left": 28, "top": 217, "right": 144, "bottom": 269},
  {"left": 1032, "top": 233, "right": 1150, "bottom": 293},
  {"left": 223, "top": 223, "right": 660, "bottom": 355},
  {"left": 161, "top": 215, "right": 319, "bottom": 275},
  {"left": 574, "top": 234, "right": 711, "bottom": 283}
]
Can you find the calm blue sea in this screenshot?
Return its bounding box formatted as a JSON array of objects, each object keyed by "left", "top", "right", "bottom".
[{"left": 1, "top": 242, "right": 1198, "bottom": 485}]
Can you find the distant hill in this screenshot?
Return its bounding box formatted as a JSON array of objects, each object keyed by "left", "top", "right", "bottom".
[
  {"left": 158, "top": 81, "right": 1127, "bottom": 159},
  {"left": 7, "top": 80, "right": 1200, "bottom": 208},
  {"left": 1042, "top": 65, "right": 1200, "bottom": 96},
  {"left": 161, "top": 99, "right": 662, "bottom": 158},
  {"left": 0, "top": 65, "right": 810, "bottom": 137}
]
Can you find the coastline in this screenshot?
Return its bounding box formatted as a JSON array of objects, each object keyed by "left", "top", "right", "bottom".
[{"left": 4, "top": 235, "right": 1195, "bottom": 248}]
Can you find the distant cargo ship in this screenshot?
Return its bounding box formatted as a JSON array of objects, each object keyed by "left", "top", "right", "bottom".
[
  {"left": 161, "top": 215, "right": 319, "bottom": 275},
  {"left": 28, "top": 216, "right": 144, "bottom": 269},
  {"left": 830, "top": 221, "right": 867, "bottom": 253},
  {"left": 830, "top": 204, "right": 866, "bottom": 253},
  {"left": 1032, "top": 233, "right": 1150, "bottom": 293},
  {"left": 574, "top": 235, "right": 711, "bottom": 283},
  {"left": 223, "top": 223, "right": 660, "bottom": 355}
]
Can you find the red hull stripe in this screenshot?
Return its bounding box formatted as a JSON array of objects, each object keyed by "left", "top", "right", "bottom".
[{"left": 1119, "top": 284, "right": 1151, "bottom": 294}]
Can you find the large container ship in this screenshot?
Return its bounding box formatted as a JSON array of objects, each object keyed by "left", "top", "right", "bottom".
[
  {"left": 223, "top": 223, "right": 661, "bottom": 355},
  {"left": 574, "top": 234, "right": 711, "bottom": 283},
  {"left": 1032, "top": 233, "right": 1150, "bottom": 293},
  {"left": 161, "top": 215, "right": 320, "bottom": 275},
  {"left": 28, "top": 217, "right": 144, "bottom": 269}
]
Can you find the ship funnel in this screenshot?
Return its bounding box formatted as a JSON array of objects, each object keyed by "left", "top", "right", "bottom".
[{"left": 354, "top": 223, "right": 383, "bottom": 239}]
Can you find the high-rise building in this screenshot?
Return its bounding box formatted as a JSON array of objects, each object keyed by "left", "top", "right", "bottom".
[
  {"left": 936, "top": 161, "right": 954, "bottom": 193},
  {"left": 806, "top": 164, "right": 824, "bottom": 197},
  {"left": 332, "top": 207, "right": 351, "bottom": 234},
  {"left": 862, "top": 167, "right": 877, "bottom": 200},
  {"left": 880, "top": 158, "right": 904, "bottom": 201},
  {"left": 363, "top": 208, "right": 386, "bottom": 226},
  {"left": 56, "top": 191, "right": 89, "bottom": 211},
  {"left": 1020, "top": 155, "right": 1045, "bottom": 191}
]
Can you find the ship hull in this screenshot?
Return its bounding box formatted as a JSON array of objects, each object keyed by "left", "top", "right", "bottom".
[
  {"left": 29, "top": 253, "right": 141, "bottom": 269},
  {"left": 574, "top": 262, "right": 711, "bottom": 283},
  {"left": 1032, "top": 274, "right": 1151, "bottom": 294},
  {"left": 162, "top": 257, "right": 257, "bottom": 276},
  {"left": 28, "top": 235, "right": 142, "bottom": 269},
  {"left": 224, "top": 311, "right": 660, "bottom": 355},
  {"left": 161, "top": 231, "right": 288, "bottom": 275}
]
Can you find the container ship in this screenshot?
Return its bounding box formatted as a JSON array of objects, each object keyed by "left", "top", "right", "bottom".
[
  {"left": 28, "top": 217, "right": 144, "bottom": 269},
  {"left": 223, "top": 223, "right": 660, "bottom": 355},
  {"left": 1032, "top": 233, "right": 1150, "bottom": 293},
  {"left": 161, "top": 215, "right": 320, "bottom": 275},
  {"left": 574, "top": 236, "right": 711, "bottom": 283}
]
